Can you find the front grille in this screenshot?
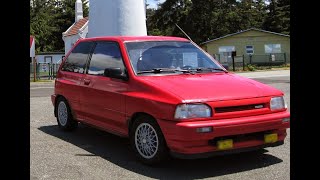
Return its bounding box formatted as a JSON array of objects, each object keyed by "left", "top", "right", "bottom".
[{"left": 215, "top": 104, "right": 266, "bottom": 113}]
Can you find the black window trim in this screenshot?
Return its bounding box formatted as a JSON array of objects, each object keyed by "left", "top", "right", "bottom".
[
  {"left": 85, "top": 40, "right": 129, "bottom": 80},
  {"left": 61, "top": 41, "right": 95, "bottom": 74}
]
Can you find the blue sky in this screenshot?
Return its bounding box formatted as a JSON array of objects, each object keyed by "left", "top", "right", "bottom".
[{"left": 147, "top": 0, "right": 166, "bottom": 9}]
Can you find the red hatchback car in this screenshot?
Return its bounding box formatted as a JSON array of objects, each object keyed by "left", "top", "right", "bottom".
[{"left": 52, "top": 36, "right": 290, "bottom": 164}]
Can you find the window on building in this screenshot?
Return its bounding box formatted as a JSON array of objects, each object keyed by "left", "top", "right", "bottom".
[
  {"left": 246, "top": 45, "right": 254, "bottom": 54},
  {"left": 218, "top": 46, "right": 235, "bottom": 63},
  {"left": 61, "top": 41, "right": 94, "bottom": 73},
  {"left": 264, "top": 44, "right": 281, "bottom": 53},
  {"left": 88, "top": 41, "right": 125, "bottom": 76}
]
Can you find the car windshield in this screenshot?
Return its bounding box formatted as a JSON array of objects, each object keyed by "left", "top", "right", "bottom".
[{"left": 125, "top": 41, "right": 225, "bottom": 75}]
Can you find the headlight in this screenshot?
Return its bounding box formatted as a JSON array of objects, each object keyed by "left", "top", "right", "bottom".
[
  {"left": 174, "top": 104, "right": 212, "bottom": 119},
  {"left": 270, "top": 96, "right": 286, "bottom": 111}
]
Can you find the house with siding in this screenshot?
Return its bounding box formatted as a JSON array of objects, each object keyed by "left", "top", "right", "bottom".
[{"left": 200, "top": 28, "right": 290, "bottom": 65}]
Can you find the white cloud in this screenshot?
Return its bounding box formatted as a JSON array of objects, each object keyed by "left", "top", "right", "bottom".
[{"left": 147, "top": 0, "right": 166, "bottom": 9}]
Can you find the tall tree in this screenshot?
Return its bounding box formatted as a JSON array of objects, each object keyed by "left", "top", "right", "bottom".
[
  {"left": 30, "top": 0, "right": 89, "bottom": 52},
  {"left": 30, "top": 0, "right": 58, "bottom": 52},
  {"left": 275, "top": 0, "right": 290, "bottom": 34},
  {"left": 263, "top": 0, "right": 290, "bottom": 34},
  {"left": 147, "top": 0, "right": 290, "bottom": 43}
]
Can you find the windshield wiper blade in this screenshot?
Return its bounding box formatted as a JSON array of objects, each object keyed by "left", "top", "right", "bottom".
[
  {"left": 174, "top": 69, "right": 196, "bottom": 74},
  {"left": 137, "top": 68, "right": 177, "bottom": 74},
  {"left": 196, "top": 67, "right": 228, "bottom": 73}
]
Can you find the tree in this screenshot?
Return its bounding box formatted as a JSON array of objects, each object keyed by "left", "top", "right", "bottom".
[
  {"left": 146, "top": 0, "right": 290, "bottom": 43},
  {"left": 263, "top": 0, "right": 290, "bottom": 34},
  {"left": 30, "top": 0, "right": 89, "bottom": 52}
]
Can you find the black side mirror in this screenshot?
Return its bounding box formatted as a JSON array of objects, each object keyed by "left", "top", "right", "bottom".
[
  {"left": 222, "top": 64, "right": 229, "bottom": 70},
  {"left": 104, "top": 67, "right": 128, "bottom": 81}
]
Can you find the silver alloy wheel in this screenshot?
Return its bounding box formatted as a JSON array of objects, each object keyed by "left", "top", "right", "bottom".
[
  {"left": 135, "top": 123, "right": 159, "bottom": 159},
  {"left": 58, "top": 101, "right": 68, "bottom": 126}
]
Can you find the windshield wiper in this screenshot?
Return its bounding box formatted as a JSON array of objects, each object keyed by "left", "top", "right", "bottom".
[
  {"left": 137, "top": 68, "right": 177, "bottom": 74},
  {"left": 137, "top": 67, "right": 226, "bottom": 75},
  {"left": 137, "top": 68, "right": 197, "bottom": 75},
  {"left": 196, "top": 67, "right": 228, "bottom": 73}
]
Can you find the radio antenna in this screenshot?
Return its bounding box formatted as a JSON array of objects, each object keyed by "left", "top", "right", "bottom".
[{"left": 175, "top": 23, "right": 193, "bottom": 42}]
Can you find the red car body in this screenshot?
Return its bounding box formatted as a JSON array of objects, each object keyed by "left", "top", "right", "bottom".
[{"left": 52, "top": 36, "right": 290, "bottom": 159}]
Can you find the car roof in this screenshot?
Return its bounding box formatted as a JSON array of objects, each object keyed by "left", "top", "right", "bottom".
[{"left": 79, "top": 36, "right": 190, "bottom": 43}]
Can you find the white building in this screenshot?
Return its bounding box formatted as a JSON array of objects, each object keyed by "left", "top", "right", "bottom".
[
  {"left": 62, "top": 0, "right": 88, "bottom": 55},
  {"left": 62, "top": 0, "right": 147, "bottom": 54},
  {"left": 36, "top": 52, "right": 65, "bottom": 64}
]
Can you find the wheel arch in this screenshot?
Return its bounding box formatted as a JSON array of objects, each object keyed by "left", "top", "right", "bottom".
[{"left": 128, "top": 112, "right": 158, "bottom": 134}]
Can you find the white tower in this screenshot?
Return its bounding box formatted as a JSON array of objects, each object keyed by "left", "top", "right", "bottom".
[
  {"left": 75, "top": 0, "right": 83, "bottom": 22},
  {"left": 88, "top": 0, "right": 147, "bottom": 37}
]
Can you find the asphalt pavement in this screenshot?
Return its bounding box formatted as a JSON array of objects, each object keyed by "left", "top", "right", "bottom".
[{"left": 30, "top": 70, "right": 290, "bottom": 180}]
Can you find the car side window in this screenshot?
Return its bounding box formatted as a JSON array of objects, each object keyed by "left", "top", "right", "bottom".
[
  {"left": 88, "top": 41, "right": 125, "bottom": 76},
  {"left": 61, "top": 41, "right": 94, "bottom": 73}
]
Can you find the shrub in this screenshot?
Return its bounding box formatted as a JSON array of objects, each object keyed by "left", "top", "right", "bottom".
[{"left": 247, "top": 64, "right": 256, "bottom": 71}]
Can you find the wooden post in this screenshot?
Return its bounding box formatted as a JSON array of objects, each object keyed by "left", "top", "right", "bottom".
[
  {"left": 232, "top": 51, "right": 236, "bottom": 71},
  {"left": 33, "top": 57, "right": 37, "bottom": 82},
  {"left": 242, "top": 54, "right": 245, "bottom": 71}
]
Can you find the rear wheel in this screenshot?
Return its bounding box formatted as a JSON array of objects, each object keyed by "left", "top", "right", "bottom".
[
  {"left": 56, "top": 97, "right": 78, "bottom": 131},
  {"left": 130, "top": 115, "right": 169, "bottom": 165}
]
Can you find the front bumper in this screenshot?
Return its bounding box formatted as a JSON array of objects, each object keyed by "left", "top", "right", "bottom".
[
  {"left": 158, "top": 111, "right": 290, "bottom": 155},
  {"left": 171, "top": 141, "right": 284, "bottom": 159}
]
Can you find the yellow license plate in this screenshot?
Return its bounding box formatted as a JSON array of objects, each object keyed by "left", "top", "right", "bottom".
[
  {"left": 217, "top": 139, "right": 233, "bottom": 150},
  {"left": 264, "top": 133, "right": 278, "bottom": 143}
]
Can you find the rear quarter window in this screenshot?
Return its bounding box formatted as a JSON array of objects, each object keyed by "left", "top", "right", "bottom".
[{"left": 61, "top": 41, "right": 94, "bottom": 73}]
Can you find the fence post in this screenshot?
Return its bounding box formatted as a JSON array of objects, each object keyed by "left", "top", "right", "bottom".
[
  {"left": 232, "top": 55, "right": 235, "bottom": 71},
  {"left": 50, "top": 63, "right": 52, "bottom": 80},
  {"left": 242, "top": 55, "right": 245, "bottom": 71},
  {"left": 52, "top": 64, "right": 55, "bottom": 78},
  {"left": 249, "top": 54, "right": 252, "bottom": 64},
  {"left": 33, "top": 57, "right": 37, "bottom": 82},
  {"left": 48, "top": 63, "right": 50, "bottom": 80},
  {"left": 269, "top": 54, "right": 272, "bottom": 68},
  {"left": 284, "top": 52, "right": 287, "bottom": 64},
  {"left": 36, "top": 63, "right": 40, "bottom": 80}
]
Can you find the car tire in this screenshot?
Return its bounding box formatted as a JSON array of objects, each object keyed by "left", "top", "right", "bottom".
[
  {"left": 56, "top": 97, "right": 78, "bottom": 131},
  {"left": 130, "top": 115, "right": 169, "bottom": 165}
]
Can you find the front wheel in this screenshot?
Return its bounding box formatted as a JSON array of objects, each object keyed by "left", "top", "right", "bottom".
[{"left": 130, "top": 115, "right": 168, "bottom": 165}]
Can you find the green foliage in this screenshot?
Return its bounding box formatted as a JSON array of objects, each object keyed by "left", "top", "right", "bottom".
[
  {"left": 147, "top": 0, "right": 290, "bottom": 43},
  {"left": 263, "top": 0, "right": 290, "bottom": 35},
  {"left": 30, "top": 0, "right": 89, "bottom": 53},
  {"left": 247, "top": 64, "right": 257, "bottom": 71},
  {"left": 31, "top": 0, "right": 290, "bottom": 52}
]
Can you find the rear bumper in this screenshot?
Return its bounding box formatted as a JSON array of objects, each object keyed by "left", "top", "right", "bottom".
[{"left": 158, "top": 111, "right": 290, "bottom": 155}]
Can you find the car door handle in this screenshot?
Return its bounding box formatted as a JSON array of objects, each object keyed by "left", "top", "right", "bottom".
[{"left": 84, "top": 79, "right": 91, "bottom": 85}]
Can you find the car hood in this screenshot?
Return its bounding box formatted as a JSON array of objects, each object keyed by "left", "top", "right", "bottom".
[{"left": 140, "top": 73, "right": 283, "bottom": 102}]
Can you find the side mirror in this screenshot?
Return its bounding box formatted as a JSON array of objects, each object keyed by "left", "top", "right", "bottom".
[
  {"left": 104, "top": 67, "right": 128, "bottom": 81},
  {"left": 222, "top": 64, "right": 229, "bottom": 70}
]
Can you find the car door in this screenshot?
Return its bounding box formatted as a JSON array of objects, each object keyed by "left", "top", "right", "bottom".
[
  {"left": 80, "top": 41, "right": 128, "bottom": 135},
  {"left": 57, "top": 41, "right": 94, "bottom": 120}
]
